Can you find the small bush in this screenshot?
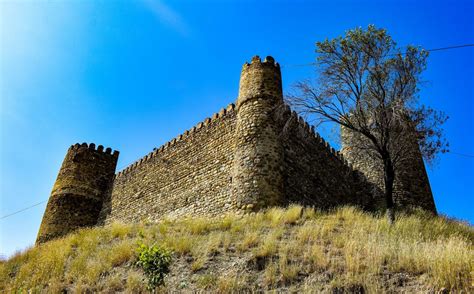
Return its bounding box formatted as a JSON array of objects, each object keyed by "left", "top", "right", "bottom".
[
  {"left": 136, "top": 243, "right": 172, "bottom": 290},
  {"left": 1, "top": 205, "right": 472, "bottom": 292}
]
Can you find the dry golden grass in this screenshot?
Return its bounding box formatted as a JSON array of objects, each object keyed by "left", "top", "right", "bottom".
[
  {"left": 216, "top": 273, "right": 250, "bottom": 292},
  {"left": 196, "top": 273, "right": 217, "bottom": 290},
  {"left": 1, "top": 205, "right": 472, "bottom": 292},
  {"left": 237, "top": 230, "right": 260, "bottom": 252}
]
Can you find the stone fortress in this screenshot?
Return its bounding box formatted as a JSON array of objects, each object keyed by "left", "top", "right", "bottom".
[{"left": 36, "top": 56, "right": 436, "bottom": 244}]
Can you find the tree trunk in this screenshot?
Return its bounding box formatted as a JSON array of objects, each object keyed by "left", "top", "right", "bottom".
[{"left": 383, "top": 156, "right": 396, "bottom": 224}]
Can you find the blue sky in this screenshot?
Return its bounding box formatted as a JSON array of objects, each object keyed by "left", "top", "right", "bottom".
[{"left": 1, "top": 0, "right": 473, "bottom": 257}]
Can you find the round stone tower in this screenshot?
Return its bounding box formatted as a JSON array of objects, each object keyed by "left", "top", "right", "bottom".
[
  {"left": 36, "top": 143, "right": 119, "bottom": 244},
  {"left": 232, "top": 56, "right": 285, "bottom": 211}
]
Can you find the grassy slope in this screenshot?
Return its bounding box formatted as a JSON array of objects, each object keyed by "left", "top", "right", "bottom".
[{"left": 1, "top": 206, "right": 473, "bottom": 293}]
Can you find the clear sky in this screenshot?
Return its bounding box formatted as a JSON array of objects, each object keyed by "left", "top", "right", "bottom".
[{"left": 1, "top": 0, "right": 473, "bottom": 258}]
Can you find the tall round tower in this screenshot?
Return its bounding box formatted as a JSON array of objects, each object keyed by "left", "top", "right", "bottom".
[
  {"left": 232, "top": 56, "right": 285, "bottom": 211},
  {"left": 36, "top": 143, "right": 119, "bottom": 244}
]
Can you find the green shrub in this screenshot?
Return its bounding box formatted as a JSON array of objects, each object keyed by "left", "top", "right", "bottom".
[{"left": 136, "top": 243, "right": 172, "bottom": 290}]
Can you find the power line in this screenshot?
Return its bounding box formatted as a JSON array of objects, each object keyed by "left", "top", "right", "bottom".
[
  {"left": 282, "top": 43, "right": 474, "bottom": 68},
  {"left": 449, "top": 151, "right": 474, "bottom": 158},
  {"left": 1, "top": 43, "right": 473, "bottom": 221},
  {"left": 0, "top": 158, "right": 146, "bottom": 221},
  {"left": 1, "top": 149, "right": 473, "bottom": 220},
  {"left": 0, "top": 200, "right": 46, "bottom": 220},
  {"left": 0, "top": 159, "right": 137, "bottom": 220},
  {"left": 427, "top": 44, "right": 474, "bottom": 52}
]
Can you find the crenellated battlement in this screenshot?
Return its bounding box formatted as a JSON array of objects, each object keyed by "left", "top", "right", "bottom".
[
  {"left": 116, "top": 103, "right": 236, "bottom": 177},
  {"left": 69, "top": 142, "right": 119, "bottom": 158},
  {"left": 38, "top": 55, "right": 435, "bottom": 242},
  {"left": 288, "top": 108, "right": 355, "bottom": 173},
  {"left": 37, "top": 140, "right": 119, "bottom": 244},
  {"left": 242, "top": 55, "right": 280, "bottom": 69},
  {"left": 237, "top": 55, "right": 282, "bottom": 108}
]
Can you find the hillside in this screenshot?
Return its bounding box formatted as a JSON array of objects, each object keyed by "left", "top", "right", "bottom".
[{"left": 1, "top": 206, "right": 472, "bottom": 293}]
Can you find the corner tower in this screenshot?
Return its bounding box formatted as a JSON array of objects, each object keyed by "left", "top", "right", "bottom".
[
  {"left": 232, "top": 56, "right": 285, "bottom": 211},
  {"left": 341, "top": 124, "right": 436, "bottom": 213},
  {"left": 36, "top": 143, "right": 119, "bottom": 244}
]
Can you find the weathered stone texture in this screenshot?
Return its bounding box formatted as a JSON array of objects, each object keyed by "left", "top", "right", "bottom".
[
  {"left": 37, "top": 55, "right": 436, "bottom": 242},
  {"left": 36, "top": 143, "right": 118, "bottom": 244},
  {"left": 232, "top": 56, "right": 285, "bottom": 211},
  {"left": 275, "top": 107, "right": 375, "bottom": 209},
  {"left": 340, "top": 126, "right": 436, "bottom": 213},
  {"left": 98, "top": 105, "right": 238, "bottom": 224}
]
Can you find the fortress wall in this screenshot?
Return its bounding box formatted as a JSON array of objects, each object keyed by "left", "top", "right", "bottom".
[
  {"left": 37, "top": 143, "right": 118, "bottom": 244},
  {"left": 98, "top": 104, "right": 238, "bottom": 224},
  {"left": 37, "top": 56, "right": 436, "bottom": 243},
  {"left": 279, "top": 109, "right": 374, "bottom": 209},
  {"left": 341, "top": 126, "right": 436, "bottom": 212}
]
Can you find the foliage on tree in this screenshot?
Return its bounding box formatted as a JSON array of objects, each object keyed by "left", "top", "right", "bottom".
[
  {"left": 287, "top": 25, "right": 448, "bottom": 222},
  {"left": 136, "top": 243, "right": 173, "bottom": 290}
]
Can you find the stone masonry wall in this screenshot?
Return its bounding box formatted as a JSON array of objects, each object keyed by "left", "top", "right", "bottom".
[
  {"left": 98, "top": 104, "right": 238, "bottom": 224},
  {"left": 98, "top": 102, "right": 376, "bottom": 226},
  {"left": 276, "top": 107, "right": 375, "bottom": 210},
  {"left": 340, "top": 125, "right": 436, "bottom": 213},
  {"left": 232, "top": 56, "right": 285, "bottom": 211},
  {"left": 99, "top": 103, "right": 433, "bottom": 224},
  {"left": 37, "top": 143, "right": 118, "bottom": 244},
  {"left": 37, "top": 56, "right": 436, "bottom": 243}
]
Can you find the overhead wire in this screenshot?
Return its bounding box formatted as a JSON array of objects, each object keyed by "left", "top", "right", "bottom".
[
  {"left": 1, "top": 43, "right": 473, "bottom": 220},
  {"left": 282, "top": 43, "right": 474, "bottom": 68}
]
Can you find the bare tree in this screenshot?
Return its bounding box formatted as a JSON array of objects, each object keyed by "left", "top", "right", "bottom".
[{"left": 287, "top": 25, "right": 448, "bottom": 223}]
